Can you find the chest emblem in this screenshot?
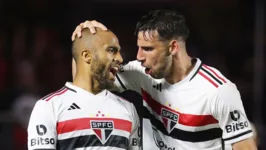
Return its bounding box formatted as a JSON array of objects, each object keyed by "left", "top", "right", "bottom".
[
  {"left": 90, "top": 120, "right": 114, "bottom": 144},
  {"left": 161, "top": 108, "right": 179, "bottom": 133}
]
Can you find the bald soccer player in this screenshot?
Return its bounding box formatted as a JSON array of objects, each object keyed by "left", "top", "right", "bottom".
[{"left": 27, "top": 28, "right": 141, "bottom": 150}]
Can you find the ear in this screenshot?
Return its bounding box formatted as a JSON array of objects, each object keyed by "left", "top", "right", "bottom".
[
  {"left": 81, "top": 49, "right": 92, "bottom": 64},
  {"left": 72, "top": 58, "right": 77, "bottom": 80},
  {"left": 169, "top": 40, "right": 179, "bottom": 55}
]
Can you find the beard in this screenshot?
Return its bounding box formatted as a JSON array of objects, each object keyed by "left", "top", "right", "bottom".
[
  {"left": 151, "top": 56, "right": 172, "bottom": 79},
  {"left": 90, "top": 56, "right": 114, "bottom": 90}
]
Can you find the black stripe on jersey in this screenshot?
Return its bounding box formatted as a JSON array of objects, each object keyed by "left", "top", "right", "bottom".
[
  {"left": 65, "top": 86, "right": 77, "bottom": 93},
  {"left": 223, "top": 130, "right": 252, "bottom": 142},
  {"left": 189, "top": 62, "right": 202, "bottom": 81},
  {"left": 57, "top": 135, "right": 129, "bottom": 150},
  {"left": 116, "top": 74, "right": 127, "bottom": 91},
  {"left": 201, "top": 67, "right": 223, "bottom": 85},
  {"left": 41, "top": 86, "right": 66, "bottom": 100},
  {"left": 143, "top": 107, "right": 223, "bottom": 142}
]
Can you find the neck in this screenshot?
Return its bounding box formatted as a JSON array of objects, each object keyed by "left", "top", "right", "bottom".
[
  {"left": 165, "top": 49, "right": 194, "bottom": 84},
  {"left": 73, "top": 66, "right": 102, "bottom": 95}
]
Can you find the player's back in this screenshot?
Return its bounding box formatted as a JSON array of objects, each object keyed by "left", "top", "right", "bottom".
[{"left": 28, "top": 82, "right": 139, "bottom": 150}]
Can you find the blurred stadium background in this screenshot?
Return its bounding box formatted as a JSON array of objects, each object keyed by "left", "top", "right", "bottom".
[{"left": 0, "top": 0, "right": 265, "bottom": 149}]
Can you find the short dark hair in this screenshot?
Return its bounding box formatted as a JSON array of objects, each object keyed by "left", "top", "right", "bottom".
[{"left": 135, "top": 10, "right": 189, "bottom": 41}]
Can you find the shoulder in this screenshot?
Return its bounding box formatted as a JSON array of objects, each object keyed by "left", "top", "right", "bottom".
[
  {"left": 40, "top": 86, "right": 75, "bottom": 103},
  {"left": 108, "top": 91, "right": 133, "bottom": 104},
  {"left": 191, "top": 63, "right": 240, "bottom": 99},
  {"left": 107, "top": 91, "right": 139, "bottom": 114},
  {"left": 191, "top": 63, "right": 233, "bottom": 94}
]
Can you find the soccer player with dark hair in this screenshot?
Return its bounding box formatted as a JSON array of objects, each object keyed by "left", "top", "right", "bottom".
[
  {"left": 72, "top": 10, "right": 257, "bottom": 150},
  {"left": 28, "top": 28, "right": 140, "bottom": 150}
]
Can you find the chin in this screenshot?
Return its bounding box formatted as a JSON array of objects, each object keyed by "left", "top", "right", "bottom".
[
  {"left": 103, "top": 81, "right": 115, "bottom": 90},
  {"left": 150, "top": 73, "right": 164, "bottom": 79}
]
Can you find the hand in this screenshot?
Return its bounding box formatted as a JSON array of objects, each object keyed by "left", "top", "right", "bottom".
[{"left": 71, "top": 20, "right": 108, "bottom": 41}]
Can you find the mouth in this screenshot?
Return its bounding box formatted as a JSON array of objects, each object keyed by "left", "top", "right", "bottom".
[
  {"left": 109, "top": 66, "right": 119, "bottom": 76},
  {"left": 145, "top": 67, "right": 152, "bottom": 74}
]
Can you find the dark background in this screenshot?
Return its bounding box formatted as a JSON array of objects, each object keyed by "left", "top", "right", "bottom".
[{"left": 0, "top": 0, "right": 265, "bottom": 149}]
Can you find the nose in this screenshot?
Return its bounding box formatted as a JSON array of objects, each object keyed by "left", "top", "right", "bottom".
[
  {"left": 114, "top": 52, "right": 123, "bottom": 64},
  {"left": 136, "top": 48, "right": 145, "bottom": 62}
]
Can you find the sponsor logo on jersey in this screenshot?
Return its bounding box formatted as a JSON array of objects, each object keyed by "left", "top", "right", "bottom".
[
  {"left": 36, "top": 124, "right": 47, "bottom": 136},
  {"left": 153, "top": 83, "right": 162, "bottom": 92},
  {"left": 225, "top": 110, "right": 249, "bottom": 133},
  {"left": 31, "top": 124, "right": 55, "bottom": 146},
  {"left": 131, "top": 127, "right": 141, "bottom": 147},
  {"left": 91, "top": 120, "right": 114, "bottom": 144},
  {"left": 153, "top": 128, "right": 176, "bottom": 150},
  {"left": 161, "top": 108, "right": 179, "bottom": 133}
]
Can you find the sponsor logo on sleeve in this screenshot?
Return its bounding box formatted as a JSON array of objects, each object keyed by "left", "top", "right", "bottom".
[
  {"left": 131, "top": 127, "right": 141, "bottom": 147},
  {"left": 153, "top": 128, "right": 176, "bottom": 150},
  {"left": 30, "top": 124, "right": 55, "bottom": 146},
  {"left": 225, "top": 110, "right": 249, "bottom": 133}
]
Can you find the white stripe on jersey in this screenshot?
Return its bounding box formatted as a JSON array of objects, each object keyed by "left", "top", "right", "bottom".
[{"left": 58, "top": 129, "right": 130, "bottom": 140}]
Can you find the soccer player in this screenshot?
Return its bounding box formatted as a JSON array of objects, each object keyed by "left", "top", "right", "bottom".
[
  {"left": 27, "top": 28, "right": 140, "bottom": 150},
  {"left": 72, "top": 10, "right": 257, "bottom": 150}
]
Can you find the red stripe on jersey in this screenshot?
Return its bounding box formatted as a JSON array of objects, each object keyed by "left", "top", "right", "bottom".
[
  {"left": 198, "top": 71, "right": 218, "bottom": 88},
  {"left": 202, "top": 64, "right": 226, "bottom": 83},
  {"left": 141, "top": 89, "right": 218, "bottom": 127},
  {"left": 46, "top": 88, "right": 68, "bottom": 101},
  {"left": 57, "top": 118, "right": 132, "bottom": 134}
]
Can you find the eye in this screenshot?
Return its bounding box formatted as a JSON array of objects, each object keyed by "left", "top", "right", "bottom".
[
  {"left": 107, "top": 47, "right": 118, "bottom": 54},
  {"left": 142, "top": 47, "right": 154, "bottom": 51}
]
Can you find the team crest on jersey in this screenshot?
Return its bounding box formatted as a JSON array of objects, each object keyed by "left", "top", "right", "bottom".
[
  {"left": 161, "top": 108, "right": 179, "bottom": 133},
  {"left": 91, "top": 120, "right": 114, "bottom": 144}
]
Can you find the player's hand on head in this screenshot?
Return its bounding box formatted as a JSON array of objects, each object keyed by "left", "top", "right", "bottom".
[{"left": 71, "top": 20, "right": 108, "bottom": 41}]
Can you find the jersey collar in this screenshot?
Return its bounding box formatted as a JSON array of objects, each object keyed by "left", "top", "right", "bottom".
[
  {"left": 65, "top": 82, "right": 108, "bottom": 97},
  {"left": 163, "top": 58, "right": 202, "bottom": 89}
]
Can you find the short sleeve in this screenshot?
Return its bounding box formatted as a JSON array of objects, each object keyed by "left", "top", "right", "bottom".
[
  {"left": 115, "top": 60, "right": 145, "bottom": 93},
  {"left": 27, "top": 100, "right": 57, "bottom": 150},
  {"left": 128, "top": 103, "right": 141, "bottom": 150},
  {"left": 211, "top": 83, "right": 253, "bottom": 145}
]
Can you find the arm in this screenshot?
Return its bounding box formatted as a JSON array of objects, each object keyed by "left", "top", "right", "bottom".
[
  {"left": 210, "top": 83, "right": 257, "bottom": 150},
  {"left": 27, "top": 100, "right": 57, "bottom": 150},
  {"left": 114, "top": 61, "right": 147, "bottom": 93},
  {"left": 233, "top": 138, "right": 257, "bottom": 150}
]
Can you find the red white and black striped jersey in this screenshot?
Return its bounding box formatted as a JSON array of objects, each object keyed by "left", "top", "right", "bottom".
[
  {"left": 114, "top": 58, "right": 253, "bottom": 150},
  {"left": 27, "top": 82, "right": 140, "bottom": 150}
]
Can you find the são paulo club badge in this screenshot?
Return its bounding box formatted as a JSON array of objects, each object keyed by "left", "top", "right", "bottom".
[
  {"left": 161, "top": 108, "right": 179, "bottom": 133},
  {"left": 90, "top": 120, "right": 114, "bottom": 144}
]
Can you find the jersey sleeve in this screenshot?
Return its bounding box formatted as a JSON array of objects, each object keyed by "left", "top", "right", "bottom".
[
  {"left": 128, "top": 103, "right": 142, "bottom": 150},
  {"left": 115, "top": 60, "right": 145, "bottom": 93},
  {"left": 211, "top": 83, "right": 253, "bottom": 145},
  {"left": 27, "top": 100, "right": 57, "bottom": 150}
]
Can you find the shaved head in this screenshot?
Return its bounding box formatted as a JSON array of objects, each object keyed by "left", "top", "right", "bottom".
[{"left": 72, "top": 28, "right": 119, "bottom": 62}]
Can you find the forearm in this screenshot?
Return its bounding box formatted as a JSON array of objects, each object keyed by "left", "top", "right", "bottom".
[{"left": 232, "top": 138, "right": 257, "bottom": 150}]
